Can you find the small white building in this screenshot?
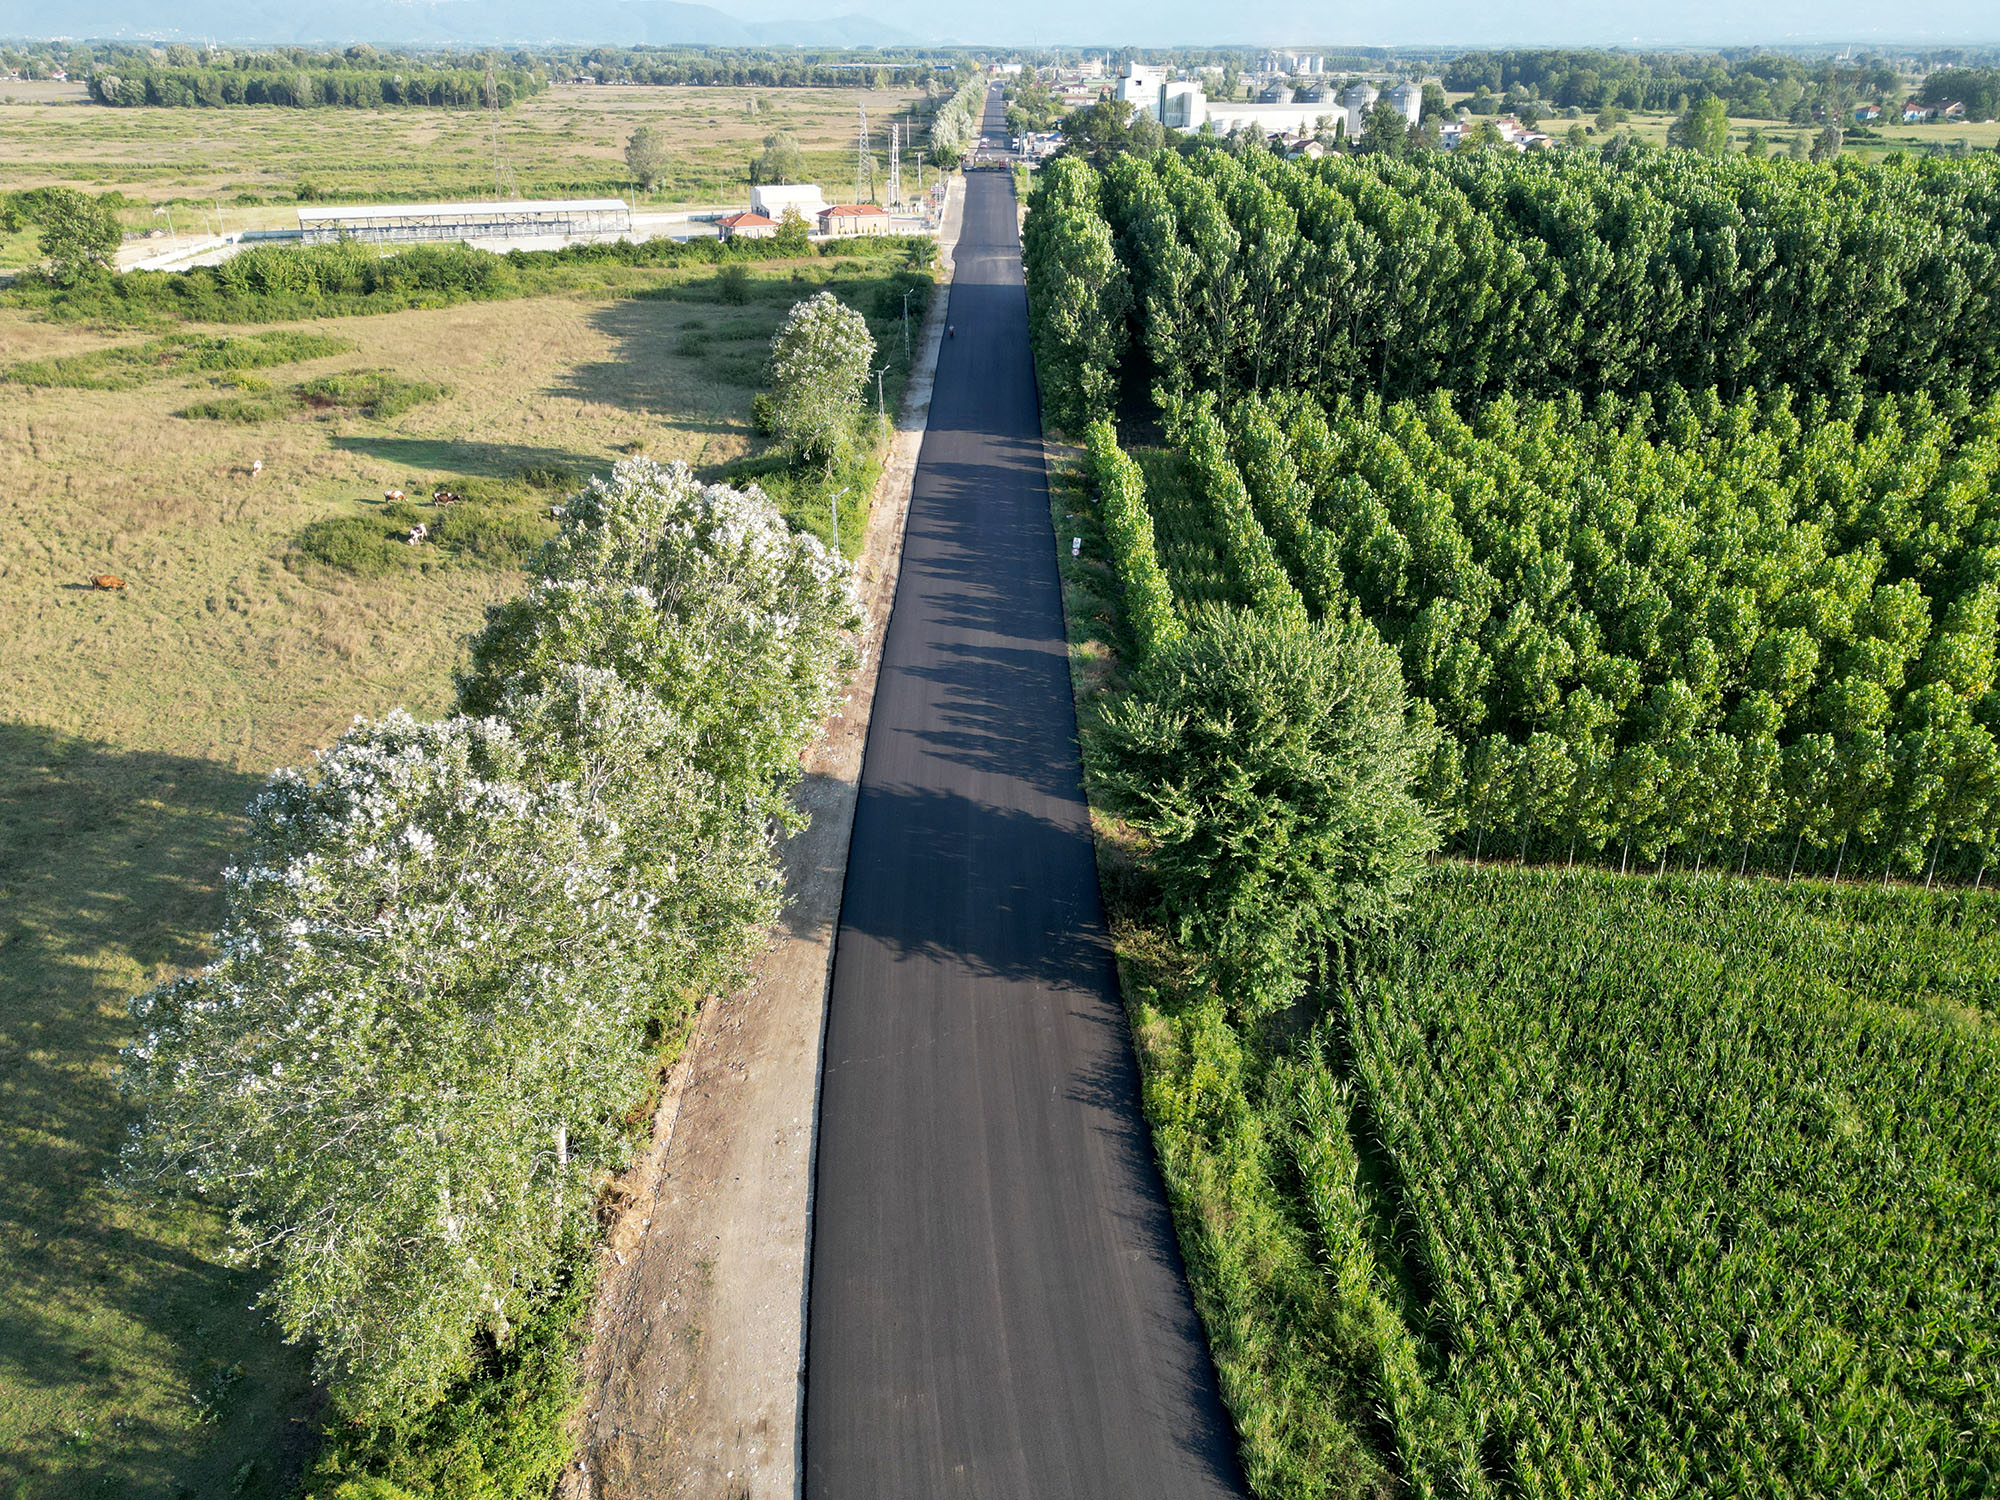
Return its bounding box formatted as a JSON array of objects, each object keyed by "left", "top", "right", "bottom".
[{"left": 751, "top": 184, "right": 827, "bottom": 221}]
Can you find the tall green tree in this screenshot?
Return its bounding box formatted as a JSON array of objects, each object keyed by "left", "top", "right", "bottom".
[
  {"left": 36, "top": 187, "right": 120, "bottom": 285},
  {"left": 624, "top": 124, "right": 672, "bottom": 189},
  {"left": 1095, "top": 610, "right": 1437, "bottom": 1013},
  {"left": 1669, "top": 95, "right": 1731, "bottom": 156},
  {"left": 756, "top": 129, "right": 805, "bottom": 184},
  {"left": 765, "top": 291, "right": 875, "bottom": 471}
]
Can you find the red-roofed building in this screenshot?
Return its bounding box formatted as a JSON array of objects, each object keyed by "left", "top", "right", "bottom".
[
  {"left": 818, "top": 203, "right": 891, "bottom": 237},
  {"left": 716, "top": 210, "right": 777, "bottom": 241}
]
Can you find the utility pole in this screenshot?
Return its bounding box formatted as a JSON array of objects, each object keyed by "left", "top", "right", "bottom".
[{"left": 888, "top": 121, "right": 901, "bottom": 207}]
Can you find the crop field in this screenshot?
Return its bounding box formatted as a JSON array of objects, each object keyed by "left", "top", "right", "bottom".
[
  {"left": 0, "top": 247, "right": 920, "bottom": 1495},
  {"left": 0, "top": 81, "right": 931, "bottom": 268},
  {"left": 1107, "top": 862, "right": 2000, "bottom": 1500}
]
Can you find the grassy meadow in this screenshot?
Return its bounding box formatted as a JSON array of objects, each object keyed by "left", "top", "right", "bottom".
[
  {"left": 0, "top": 81, "right": 934, "bottom": 269},
  {"left": 0, "top": 243, "right": 926, "bottom": 1496}
]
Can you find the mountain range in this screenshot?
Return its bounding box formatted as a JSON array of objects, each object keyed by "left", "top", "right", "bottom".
[{"left": 0, "top": 0, "right": 918, "bottom": 47}]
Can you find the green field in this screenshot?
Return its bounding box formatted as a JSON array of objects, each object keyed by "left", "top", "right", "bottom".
[
  {"left": 0, "top": 81, "right": 934, "bottom": 269},
  {"left": 1106, "top": 859, "right": 2000, "bottom": 1500},
  {"left": 0, "top": 241, "right": 926, "bottom": 1495}
]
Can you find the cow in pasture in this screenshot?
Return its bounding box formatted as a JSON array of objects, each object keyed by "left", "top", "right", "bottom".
[{"left": 90, "top": 575, "right": 127, "bottom": 591}]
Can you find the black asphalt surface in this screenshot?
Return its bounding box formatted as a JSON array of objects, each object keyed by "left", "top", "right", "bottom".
[{"left": 802, "top": 97, "right": 1244, "bottom": 1500}]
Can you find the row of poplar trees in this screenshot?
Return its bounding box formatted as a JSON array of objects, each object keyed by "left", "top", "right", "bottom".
[{"left": 1025, "top": 144, "right": 2000, "bottom": 884}]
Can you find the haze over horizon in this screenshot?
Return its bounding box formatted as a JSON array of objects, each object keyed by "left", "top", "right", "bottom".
[{"left": 1, "top": 0, "right": 1996, "bottom": 51}]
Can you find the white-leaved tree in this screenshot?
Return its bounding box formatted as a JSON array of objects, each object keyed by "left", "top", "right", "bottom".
[
  {"left": 122, "top": 459, "right": 861, "bottom": 1418},
  {"left": 765, "top": 291, "right": 876, "bottom": 472}
]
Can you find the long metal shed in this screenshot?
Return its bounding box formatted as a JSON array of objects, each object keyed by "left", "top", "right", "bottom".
[{"left": 297, "top": 199, "right": 631, "bottom": 245}]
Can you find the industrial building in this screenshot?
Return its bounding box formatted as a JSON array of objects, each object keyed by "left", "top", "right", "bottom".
[
  {"left": 1115, "top": 62, "right": 1422, "bottom": 139},
  {"left": 297, "top": 199, "right": 631, "bottom": 246}
]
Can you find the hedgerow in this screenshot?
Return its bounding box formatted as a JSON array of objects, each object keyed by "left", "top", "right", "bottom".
[{"left": 4, "top": 226, "right": 936, "bottom": 327}]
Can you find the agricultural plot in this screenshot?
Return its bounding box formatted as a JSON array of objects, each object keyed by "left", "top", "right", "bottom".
[
  {"left": 1107, "top": 862, "right": 2000, "bottom": 1500},
  {"left": 1332, "top": 867, "right": 2000, "bottom": 1499},
  {"left": 0, "top": 249, "right": 922, "bottom": 1496},
  {"left": 1032, "top": 142, "right": 2000, "bottom": 1500},
  {"left": 0, "top": 81, "right": 931, "bottom": 267}
]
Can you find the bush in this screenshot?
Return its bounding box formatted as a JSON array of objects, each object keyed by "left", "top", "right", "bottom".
[
  {"left": 177, "top": 394, "right": 287, "bottom": 422},
  {"left": 1096, "top": 609, "right": 1438, "bottom": 1013},
  {"left": 765, "top": 290, "right": 875, "bottom": 470},
  {"left": 294, "top": 369, "right": 450, "bottom": 418},
  {"left": 5, "top": 330, "right": 353, "bottom": 390},
  {"left": 290, "top": 481, "right": 556, "bottom": 576}
]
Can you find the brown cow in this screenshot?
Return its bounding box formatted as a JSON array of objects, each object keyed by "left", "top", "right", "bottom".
[{"left": 91, "top": 575, "right": 128, "bottom": 591}]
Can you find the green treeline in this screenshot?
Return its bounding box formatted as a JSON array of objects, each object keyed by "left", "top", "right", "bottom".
[
  {"left": 1037, "top": 148, "right": 2000, "bottom": 409},
  {"left": 1214, "top": 385, "right": 2000, "bottom": 882},
  {"left": 87, "top": 64, "right": 544, "bottom": 109},
  {"left": 537, "top": 46, "right": 956, "bottom": 88},
  {"left": 1443, "top": 48, "right": 1904, "bottom": 118},
  {"left": 4, "top": 226, "right": 932, "bottom": 325},
  {"left": 123, "top": 461, "right": 861, "bottom": 1485},
  {"left": 1028, "top": 148, "right": 2000, "bottom": 882}
]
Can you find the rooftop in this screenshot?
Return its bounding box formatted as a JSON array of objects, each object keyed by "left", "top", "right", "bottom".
[{"left": 298, "top": 198, "right": 628, "bottom": 223}]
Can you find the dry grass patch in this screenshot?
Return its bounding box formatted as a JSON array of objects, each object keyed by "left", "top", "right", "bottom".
[
  {"left": 0, "top": 83, "right": 932, "bottom": 262},
  {"left": 0, "top": 280, "right": 789, "bottom": 1497}
]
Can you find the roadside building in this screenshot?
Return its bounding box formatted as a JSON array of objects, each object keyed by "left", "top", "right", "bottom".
[
  {"left": 716, "top": 210, "right": 777, "bottom": 241},
  {"left": 751, "top": 184, "right": 828, "bottom": 221},
  {"left": 819, "top": 203, "right": 891, "bottom": 237}
]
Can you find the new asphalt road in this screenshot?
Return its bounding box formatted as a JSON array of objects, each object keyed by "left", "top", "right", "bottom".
[{"left": 801, "top": 104, "right": 1245, "bottom": 1499}]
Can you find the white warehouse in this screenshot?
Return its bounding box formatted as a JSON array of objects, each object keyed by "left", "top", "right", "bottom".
[
  {"left": 298, "top": 199, "right": 631, "bottom": 246},
  {"left": 1116, "top": 63, "right": 1423, "bottom": 140}
]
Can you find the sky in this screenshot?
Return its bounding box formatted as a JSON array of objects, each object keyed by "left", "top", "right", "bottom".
[
  {"left": 2, "top": 0, "right": 1995, "bottom": 49},
  {"left": 906, "top": 0, "right": 1998, "bottom": 48},
  {"left": 717, "top": 0, "right": 1997, "bottom": 47}
]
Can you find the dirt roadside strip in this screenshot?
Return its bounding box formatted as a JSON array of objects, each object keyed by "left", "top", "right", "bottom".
[{"left": 562, "top": 174, "right": 967, "bottom": 1500}]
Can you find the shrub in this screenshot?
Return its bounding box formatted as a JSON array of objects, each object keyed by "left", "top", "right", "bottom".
[
  {"left": 35, "top": 186, "right": 120, "bottom": 286},
  {"left": 6, "top": 330, "right": 353, "bottom": 390},
  {"left": 294, "top": 370, "right": 450, "bottom": 418},
  {"left": 177, "top": 393, "right": 287, "bottom": 422}
]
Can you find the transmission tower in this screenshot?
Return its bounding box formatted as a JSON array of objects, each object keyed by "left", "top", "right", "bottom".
[
  {"left": 854, "top": 101, "right": 877, "bottom": 204},
  {"left": 888, "top": 122, "right": 901, "bottom": 207},
  {"left": 485, "top": 64, "right": 516, "bottom": 199}
]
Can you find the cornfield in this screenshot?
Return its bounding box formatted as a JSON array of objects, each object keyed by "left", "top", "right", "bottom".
[{"left": 1336, "top": 867, "right": 2000, "bottom": 1497}]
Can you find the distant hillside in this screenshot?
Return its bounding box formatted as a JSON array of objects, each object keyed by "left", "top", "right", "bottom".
[{"left": 0, "top": 0, "right": 916, "bottom": 47}]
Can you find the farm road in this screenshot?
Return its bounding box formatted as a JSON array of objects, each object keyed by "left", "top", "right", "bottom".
[{"left": 802, "top": 114, "right": 1245, "bottom": 1499}]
